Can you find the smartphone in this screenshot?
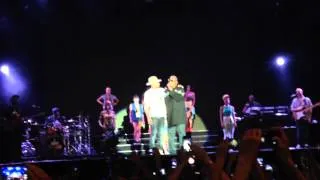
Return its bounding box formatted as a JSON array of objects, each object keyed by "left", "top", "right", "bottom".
[
  {"left": 171, "top": 158, "right": 177, "bottom": 168},
  {"left": 1, "top": 165, "right": 28, "bottom": 180},
  {"left": 261, "top": 129, "right": 280, "bottom": 146},
  {"left": 188, "top": 155, "right": 196, "bottom": 165}
]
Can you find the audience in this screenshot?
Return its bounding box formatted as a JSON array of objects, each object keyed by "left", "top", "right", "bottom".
[{"left": 9, "top": 128, "right": 320, "bottom": 180}]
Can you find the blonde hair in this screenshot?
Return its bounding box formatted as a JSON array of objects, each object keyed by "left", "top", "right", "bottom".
[{"left": 222, "top": 94, "right": 230, "bottom": 100}]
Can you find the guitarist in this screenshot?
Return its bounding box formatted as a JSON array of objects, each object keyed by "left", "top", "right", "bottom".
[{"left": 290, "top": 88, "right": 313, "bottom": 149}]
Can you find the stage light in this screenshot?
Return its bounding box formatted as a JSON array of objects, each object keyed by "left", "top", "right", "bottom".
[
  {"left": 275, "top": 56, "right": 285, "bottom": 66},
  {"left": 0, "top": 63, "right": 27, "bottom": 100},
  {"left": 0, "top": 65, "right": 9, "bottom": 75}
]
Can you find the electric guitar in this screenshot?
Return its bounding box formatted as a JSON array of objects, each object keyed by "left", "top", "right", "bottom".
[{"left": 292, "top": 102, "right": 320, "bottom": 121}]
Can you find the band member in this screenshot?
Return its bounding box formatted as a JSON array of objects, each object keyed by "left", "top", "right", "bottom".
[
  {"left": 45, "top": 107, "right": 65, "bottom": 156},
  {"left": 220, "top": 94, "right": 237, "bottom": 141},
  {"left": 185, "top": 98, "right": 196, "bottom": 139},
  {"left": 165, "top": 75, "right": 186, "bottom": 155},
  {"left": 3, "top": 95, "right": 24, "bottom": 162},
  {"left": 242, "top": 94, "right": 261, "bottom": 116},
  {"left": 143, "top": 76, "right": 167, "bottom": 154},
  {"left": 184, "top": 85, "right": 196, "bottom": 106},
  {"left": 290, "top": 88, "right": 313, "bottom": 148},
  {"left": 45, "top": 107, "right": 65, "bottom": 129},
  {"left": 97, "top": 103, "right": 118, "bottom": 155},
  {"left": 96, "top": 86, "right": 119, "bottom": 111},
  {"left": 129, "top": 95, "right": 145, "bottom": 143},
  {"left": 98, "top": 109, "right": 116, "bottom": 131}
]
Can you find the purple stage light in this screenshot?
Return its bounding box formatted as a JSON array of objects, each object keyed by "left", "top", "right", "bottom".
[
  {"left": 275, "top": 56, "right": 285, "bottom": 66},
  {"left": 0, "top": 63, "right": 27, "bottom": 99},
  {"left": 0, "top": 65, "right": 9, "bottom": 75}
]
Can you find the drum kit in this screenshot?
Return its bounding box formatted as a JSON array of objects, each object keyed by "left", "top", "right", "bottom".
[{"left": 21, "top": 113, "right": 94, "bottom": 158}]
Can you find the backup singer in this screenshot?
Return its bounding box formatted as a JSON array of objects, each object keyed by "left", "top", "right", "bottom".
[
  {"left": 184, "top": 85, "right": 196, "bottom": 138},
  {"left": 96, "top": 86, "right": 119, "bottom": 111},
  {"left": 129, "top": 95, "right": 145, "bottom": 143},
  {"left": 290, "top": 88, "right": 313, "bottom": 148},
  {"left": 219, "top": 94, "right": 237, "bottom": 141},
  {"left": 185, "top": 98, "right": 196, "bottom": 139},
  {"left": 184, "top": 85, "right": 196, "bottom": 106},
  {"left": 98, "top": 108, "right": 117, "bottom": 155}
]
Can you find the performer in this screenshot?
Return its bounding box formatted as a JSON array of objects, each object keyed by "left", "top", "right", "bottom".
[
  {"left": 185, "top": 98, "right": 196, "bottom": 139},
  {"left": 98, "top": 107, "right": 117, "bottom": 155},
  {"left": 3, "top": 95, "right": 24, "bottom": 162},
  {"left": 129, "top": 95, "right": 145, "bottom": 143},
  {"left": 96, "top": 86, "right": 119, "bottom": 111},
  {"left": 184, "top": 85, "right": 196, "bottom": 106},
  {"left": 242, "top": 94, "right": 261, "bottom": 116},
  {"left": 143, "top": 76, "right": 167, "bottom": 154},
  {"left": 219, "top": 94, "right": 237, "bottom": 141},
  {"left": 184, "top": 85, "right": 196, "bottom": 138},
  {"left": 165, "top": 75, "right": 186, "bottom": 155},
  {"left": 290, "top": 88, "right": 313, "bottom": 148},
  {"left": 45, "top": 107, "right": 65, "bottom": 130},
  {"left": 45, "top": 107, "right": 65, "bottom": 156}
]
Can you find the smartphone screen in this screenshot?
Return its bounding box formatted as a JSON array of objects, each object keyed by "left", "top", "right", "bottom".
[{"left": 1, "top": 166, "right": 28, "bottom": 180}]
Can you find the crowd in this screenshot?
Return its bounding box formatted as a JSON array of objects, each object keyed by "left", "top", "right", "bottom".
[{"left": 22, "top": 127, "right": 320, "bottom": 180}]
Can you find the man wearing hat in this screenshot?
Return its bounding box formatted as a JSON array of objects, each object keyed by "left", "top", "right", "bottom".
[
  {"left": 143, "top": 76, "right": 168, "bottom": 153},
  {"left": 165, "top": 75, "right": 186, "bottom": 155}
]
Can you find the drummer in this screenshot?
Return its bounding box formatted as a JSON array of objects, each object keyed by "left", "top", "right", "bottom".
[
  {"left": 45, "top": 107, "right": 66, "bottom": 132},
  {"left": 44, "top": 107, "right": 66, "bottom": 156},
  {"left": 242, "top": 94, "right": 261, "bottom": 116}
]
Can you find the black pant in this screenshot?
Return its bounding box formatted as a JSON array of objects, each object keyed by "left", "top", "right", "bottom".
[{"left": 296, "top": 120, "right": 310, "bottom": 145}]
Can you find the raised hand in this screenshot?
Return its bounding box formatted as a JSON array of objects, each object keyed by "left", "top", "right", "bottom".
[
  {"left": 271, "top": 127, "right": 292, "bottom": 163},
  {"left": 233, "top": 129, "right": 262, "bottom": 180},
  {"left": 190, "top": 144, "right": 213, "bottom": 166}
]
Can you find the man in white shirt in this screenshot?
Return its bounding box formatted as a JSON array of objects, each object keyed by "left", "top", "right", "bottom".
[
  {"left": 143, "top": 76, "right": 167, "bottom": 153},
  {"left": 290, "top": 88, "right": 313, "bottom": 148}
]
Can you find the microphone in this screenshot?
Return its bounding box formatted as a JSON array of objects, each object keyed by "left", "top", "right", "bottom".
[
  {"left": 32, "top": 104, "right": 40, "bottom": 108},
  {"left": 290, "top": 94, "right": 296, "bottom": 98}
]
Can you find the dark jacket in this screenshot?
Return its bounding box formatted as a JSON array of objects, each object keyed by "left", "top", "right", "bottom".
[{"left": 165, "top": 85, "right": 186, "bottom": 127}]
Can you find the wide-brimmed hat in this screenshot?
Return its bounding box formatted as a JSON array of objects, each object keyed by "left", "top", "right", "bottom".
[{"left": 146, "top": 76, "right": 162, "bottom": 86}]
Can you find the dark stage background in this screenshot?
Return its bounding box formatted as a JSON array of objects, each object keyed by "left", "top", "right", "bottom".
[{"left": 1, "top": 0, "right": 320, "bottom": 131}]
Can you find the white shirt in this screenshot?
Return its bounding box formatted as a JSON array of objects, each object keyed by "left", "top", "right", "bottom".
[{"left": 143, "top": 87, "right": 167, "bottom": 118}]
